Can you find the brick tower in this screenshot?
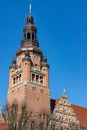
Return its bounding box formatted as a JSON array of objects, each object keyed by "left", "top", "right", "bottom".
[{"left": 7, "top": 11, "right": 50, "bottom": 114}]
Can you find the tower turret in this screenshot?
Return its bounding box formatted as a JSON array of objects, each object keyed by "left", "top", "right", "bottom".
[
  {"left": 21, "top": 14, "right": 39, "bottom": 48},
  {"left": 42, "top": 56, "right": 49, "bottom": 68}
]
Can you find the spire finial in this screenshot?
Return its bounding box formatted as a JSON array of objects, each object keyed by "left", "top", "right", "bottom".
[
  {"left": 64, "top": 88, "right": 66, "bottom": 93},
  {"left": 29, "top": 0, "right": 32, "bottom": 14}
]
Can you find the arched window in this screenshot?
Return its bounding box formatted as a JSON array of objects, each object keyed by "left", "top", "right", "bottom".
[
  {"left": 13, "top": 78, "right": 15, "bottom": 84},
  {"left": 32, "top": 74, "right": 35, "bottom": 82},
  {"left": 27, "top": 33, "right": 30, "bottom": 39},
  {"left": 16, "top": 76, "right": 18, "bottom": 83},
  {"left": 19, "top": 74, "right": 21, "bottom": 81},
  {"left": 29, "top": 19, "right": 31, "bottom": 23},
  {"left": 36, "top": 75, "right": 39, "bottom": 83},
  {"left": 40, "top": 76, "right": 43, "bottom": 84},
  {"left": 32, "top": 33, "right": 34, "bottom": 40}
]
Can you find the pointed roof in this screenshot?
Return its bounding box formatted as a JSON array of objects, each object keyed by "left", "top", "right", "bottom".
[{"left": 62, "top": 89, "right": 68, "bottom": 99}]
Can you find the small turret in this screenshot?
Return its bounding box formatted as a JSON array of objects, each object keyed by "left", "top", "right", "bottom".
[
  {"left": 43, "top": 56, "right": 47, "bottom": 63},
  {"left": 12, "top": 58, "right": 16, "bottom": 65},
  {"left": 42, "top": 56, "right": 49, "bottom": 69},
  {"left": 10, "top": 58, "right": 16, "bottom": 69}
]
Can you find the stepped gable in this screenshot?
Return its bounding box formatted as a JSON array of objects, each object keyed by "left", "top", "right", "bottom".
[
  {"left": 52, "top": 91, "right": 80, "bottom": 129},
  {"left": 51, "top": 98, "right": 87, "bottom": 129}
]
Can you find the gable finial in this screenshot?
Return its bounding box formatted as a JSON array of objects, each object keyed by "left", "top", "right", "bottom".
[
  {"left": 29, "top": 0, "right": 32, "bottom": 15},
  {"left": 62, "top": 88, "right": 68, "bottom": 99}
]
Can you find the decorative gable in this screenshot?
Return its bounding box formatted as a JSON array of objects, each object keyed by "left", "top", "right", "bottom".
[{"left": 52, "top": 91, "right": 80, "bottom": 130}]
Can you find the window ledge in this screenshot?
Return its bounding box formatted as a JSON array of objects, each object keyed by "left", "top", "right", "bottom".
[
  {"left": 12, "top": 81, "right": 22, "bottom": 87},
  {"left": 30, "top": 80, "right": 45, "bottom": 87}
]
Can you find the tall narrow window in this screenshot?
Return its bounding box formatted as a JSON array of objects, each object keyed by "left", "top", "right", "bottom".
[
  {"left": 32, "top": 33, "right": 34, "bottom": 40},
  {"left": 27, "top": 33, "right": 30, "bottom": 39},
  {"left": 40, "top": 76, "right": 43, "bottom": 84},
  {"left": 32, "top": 74, "right": 35, "bottom": 82},
  {"left": 36, "top": 75, "right": 39, "bottom": 83},
  {"left": 16, "top": 76, "right": 18, "bottom": 83},
  {"left": 19, "top": 74, "right": 21, "bottom": 81},
  {"left": 13, "top": 78, "right": 15, "bottom": 85},
  {"left": 29, "top": 19, "right": 31, "bottom": 23}
]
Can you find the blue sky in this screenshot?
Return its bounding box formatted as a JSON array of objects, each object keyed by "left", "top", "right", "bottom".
[{"left": 0, "top": 0, "right": 87, "bottom": 108}]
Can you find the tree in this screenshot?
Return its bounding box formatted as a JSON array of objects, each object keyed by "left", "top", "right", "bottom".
[
  {"left": 6, "top": 103, "right": 81, "bottom": 130},
  {"left": 6, "top": 103, "right": 58, "bottom": 130},
  {"left": 6, "top": 103, "right": 32, "bottom": 130}
]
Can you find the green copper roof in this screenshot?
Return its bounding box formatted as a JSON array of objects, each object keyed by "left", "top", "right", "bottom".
[{"left": 62, "top": 89, "right": 68, "bottom": 99}]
